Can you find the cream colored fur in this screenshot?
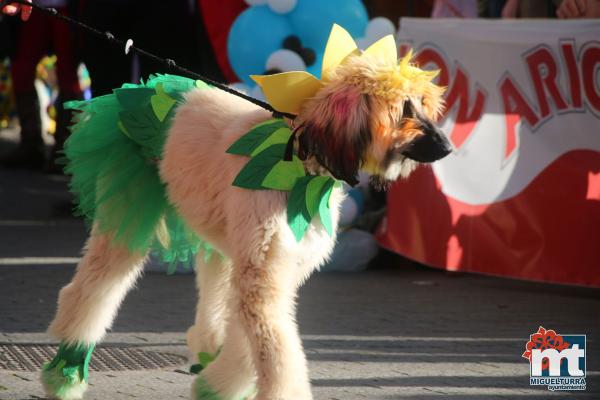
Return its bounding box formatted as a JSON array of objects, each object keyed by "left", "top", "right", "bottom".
[
  {"left": 48, "top": 228, "right": 146, "bottom": 346},
  {"left": 46, "top": 88, "right": 344, "bottom": 400}
]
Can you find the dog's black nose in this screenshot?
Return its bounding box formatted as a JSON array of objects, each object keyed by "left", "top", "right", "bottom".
[{"left": 402, "top": 119, "right": 453, "bottom": 163}]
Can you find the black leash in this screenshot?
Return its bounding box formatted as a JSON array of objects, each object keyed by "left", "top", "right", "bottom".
[{"left": 1, "top": 0, "right": 296, "bottom": 120}]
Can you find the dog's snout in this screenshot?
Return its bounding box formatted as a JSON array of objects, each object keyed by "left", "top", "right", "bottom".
[{"left": 401, "top": 121, "right": 453, "bottom": 163}]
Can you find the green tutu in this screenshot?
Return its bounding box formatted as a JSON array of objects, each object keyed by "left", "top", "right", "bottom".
[{"left": 64, "top": 74, "right": 214, "bottom": 272}]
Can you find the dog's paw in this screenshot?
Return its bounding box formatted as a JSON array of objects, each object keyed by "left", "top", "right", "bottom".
[
  {"left": 40, "top": 342, "right": 94, "bottom": 400},
  {"left": 41, "top": 366, "right": 88, "bottom": 400},
  {"left": 253, "top": 384, "right": 313, "bottom": 400},
  {"left": 192, "top": 376, "right": 255, "bottom": 400}
]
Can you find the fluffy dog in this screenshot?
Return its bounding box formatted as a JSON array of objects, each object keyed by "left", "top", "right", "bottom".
[{"left": 42, "top": 25, "right": 451, "bottom": 400}]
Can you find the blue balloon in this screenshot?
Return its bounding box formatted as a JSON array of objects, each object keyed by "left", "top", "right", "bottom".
[
  {"left": 228, "top": 6, "right": 294, "bottom": 85},
  {"left": 289, "top": 0, "right": 368, "bottom": 77},
  {"left": 305, "top": 52, "right": 322, "bottom": 78}
]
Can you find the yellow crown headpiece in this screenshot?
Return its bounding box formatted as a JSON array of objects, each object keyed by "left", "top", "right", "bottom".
[{"left": 251, "top": 24, "right": 438, "bottom": 115}]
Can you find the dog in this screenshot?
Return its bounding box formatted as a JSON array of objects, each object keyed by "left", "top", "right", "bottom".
[{"left": 41, "top": 25, "right": 451, "bottom": 400}]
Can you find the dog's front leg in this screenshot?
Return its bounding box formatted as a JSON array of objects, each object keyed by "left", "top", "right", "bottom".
[
  {"left": 235, "top": 256, "right": 312, "bottom": 400},
  {"left": 192, "top": 317, "right": 256, "bottom": 400},
  {"left": 192, "top": 257, "right": 312, "bottom": 400}
]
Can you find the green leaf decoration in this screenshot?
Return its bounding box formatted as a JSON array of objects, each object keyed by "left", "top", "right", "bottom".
[
  {"left": 251, "top": 127, "right": 292, "bottom": 157},
  {"left": 43, "top": 342, "right": 95, "bottom": 383},
  {"left": 198, "top": 352, "right": 216, "bottom": 367},
  {"left": 157, "top": 75, "right": 195, "bottom": 95},
  {"left": 261, "top": 157, "right": 305, "bottom": 191},
  {"left": 189, "top": 363, "right": 203, "bottom": 374},
  {"left": 305, "top": 176, "right": 330, "bottom": 219},
  {"left": 114, "top": 87, "right": 154, "bottom": 109},
  {"left": 63, "top": 366, "right": 79, "bottom": 384},
  {"left": 232, "top": 144, "right": 287, "bottom": 189},
  {"left": 119, "top": 105, "right": 165, "bottom": 159},
  {"left": 195, "top": 80, "right": 210, "bottom": 90},
  {"left": 288, "top": 176, "right": 313, "bottom": 242},
  {"left": 117, "top": 120, "right": 131, "bottom": 139},
  {"left": 151, "top": 83, "right": 177, "bottom": 122},
  {"left": 318, "top": 179, "right": 336, "bottom": 236},
  {"left": 229, "top": 118, "right": 341, "bottom": 241},
  {"left": 189, "top": 348, "right": 220, "bottom": 374},
  {"left": 227, "top": 119, "right": 288, "bottom": 156}
]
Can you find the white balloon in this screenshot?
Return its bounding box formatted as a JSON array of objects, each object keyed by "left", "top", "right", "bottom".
[
  {"left": 250, "top": 85, "right": 266, "bottom": 101},
  {"left": 245, "top": 0, "right": 268, "bottom": 6},
  {"left": 266, "top": 49, "right": 306, "bottom": 72},
  {"left": 356, "top": 37, "right": 370, "bottom": 50},
  {"left": 339, "top": 196, "right": 359, "bottom": 227},
  {"left": 366, "top": 17, "right": 395, "bottom": 41},
  {"left": 268, "top": 0, "right": 297, "bottom": 14}
]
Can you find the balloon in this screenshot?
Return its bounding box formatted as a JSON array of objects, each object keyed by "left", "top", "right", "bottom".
[
  {"left": 228, "top": 6, "right": 293, "bottom": 85},
  {"left": 305, "top": 52, "right": 322, "bottom": 77},
  {"left": 356, "top": 37, "right": 370, "bottom": 50},
  {"left": 339, "top": 188, "right": 365, "bottom": 227},
  {"left": 268, "top": 0, "right": 297, "bottom": 14},
  {"left": 250, "top": 85, "right": 266, "bottom": 101},
  {"left": 339, "top": 197, "right": 359, "bottom": 227},
  {"left": 266, "top": 49, "right": 306, "bottom": 72},
  {"left": 288, "top": 0, "right": 368, "bottom": 77},
  {"left": 365, "top": 17, "right": 395, "bottom": 41}
]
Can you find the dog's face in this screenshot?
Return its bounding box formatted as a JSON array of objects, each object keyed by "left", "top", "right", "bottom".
[{"left": 295, "top": 52, "right": 452, "bottom": 187}]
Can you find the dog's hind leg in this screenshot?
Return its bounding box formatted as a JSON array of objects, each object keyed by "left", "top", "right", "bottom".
[
  {"left": 41, "top": 229, "right": 147, "bottom": 400},
  {"left": 186, "top": 252, "right": 231, "bottom": 365}
]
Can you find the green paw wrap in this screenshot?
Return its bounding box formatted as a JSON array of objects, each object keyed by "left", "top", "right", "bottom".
[
  {"left": 190, "top": 348, "right": 221, "bottom": 374},
  {"left": 193, "top": 376, "right": 256, "bottom": 400},
  {"left": 193, "top": 376, "right": 224, "bottom": 400},
  {"left": 41, "top": 342, "right": 94, "bottom": 400}
]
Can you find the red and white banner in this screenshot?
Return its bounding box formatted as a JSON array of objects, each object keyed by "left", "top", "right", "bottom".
[{"left": 377, "top": 18, "right": 600, "bottom": 287}]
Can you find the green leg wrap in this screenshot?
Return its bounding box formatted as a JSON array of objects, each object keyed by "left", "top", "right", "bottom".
[
  {"left": 193, "top": 376, "right": 224, "bottom": 400},
  {"left": 193, "top": 376, "right": 256, "bottom": 400},
  {"left": 190, "top": 349, "right": 220, "bottom": 374},
  {"left": 41, "top": 342, "right": 94, "bottom": 400}
]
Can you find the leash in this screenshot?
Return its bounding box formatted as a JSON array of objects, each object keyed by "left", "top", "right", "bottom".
[{"left": 1, "top": 0, "right": 296, "bottom": 120}]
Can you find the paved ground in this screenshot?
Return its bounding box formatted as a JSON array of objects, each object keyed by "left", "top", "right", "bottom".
[{"left": 0, "top": 152, "right": 599, "bottom": 399}]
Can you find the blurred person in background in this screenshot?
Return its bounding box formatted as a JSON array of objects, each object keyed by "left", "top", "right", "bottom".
[
  {"left": 556, "top": 0, "right": 600, "bottom": 17},
  {"left": 1, "top": 0, "right": 81, "bottom": 172},
  {"left": 501, "top": 0, "right": 560, "bottom": 17},
  {"left": 432, "top": 0, "right": 479, "bottom": 18},
  {"left": 363, "top": 0, "right": 434, "bottom": 20},
  {"left": 501, "top": 0, "right": 599, "bottom": 19},
  {"left": 79, "top": 0, "right": 223, "bottom": 97},
  {"left": 1, "top": 0, "right": 31, "bottom": 20}
]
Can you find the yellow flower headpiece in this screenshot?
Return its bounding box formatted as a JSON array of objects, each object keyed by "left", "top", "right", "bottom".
[{"left": 251, "top": 24, "right": 438, "bottom": 115}]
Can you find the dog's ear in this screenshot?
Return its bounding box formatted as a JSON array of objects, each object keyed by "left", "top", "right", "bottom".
[{"left": 297, "top": 86, "right": 371, "bottom": 186}]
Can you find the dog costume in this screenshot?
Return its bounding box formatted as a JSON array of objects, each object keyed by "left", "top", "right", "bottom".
[{"left": 42, "top": 25, "right": 451, "bottom": 400}]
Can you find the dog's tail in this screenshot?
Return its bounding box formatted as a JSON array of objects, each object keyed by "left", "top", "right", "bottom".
[{"left": 63, "top": 74, "right": 214, "bottom": 272}]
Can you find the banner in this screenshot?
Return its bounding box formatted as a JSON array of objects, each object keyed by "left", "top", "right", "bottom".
[{"left": 377, "top": 18, "right": 600, "bottom": 287}]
